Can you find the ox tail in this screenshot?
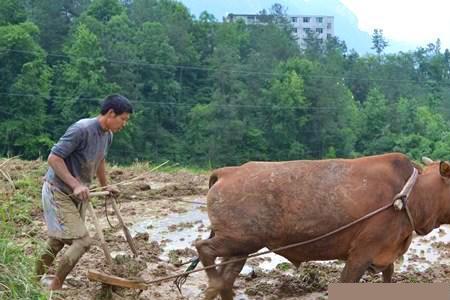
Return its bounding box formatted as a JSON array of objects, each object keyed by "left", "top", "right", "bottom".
[
  {"left": 209, "top": 173, "right": 219, "bottom": 188},
  {"left": 174, "top": 230, "right": 215, "bottom": 293},
  {"left": 208, "top": 166, "right": 240, "bottom": 189}
]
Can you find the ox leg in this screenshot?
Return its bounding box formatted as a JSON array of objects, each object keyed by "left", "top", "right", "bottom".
[
  {"left": 340, "top": 258, "right": 371, "bottom": 282},
  {"left": 382, "top": 263, "right": 394, "bottom": 283},
  {"left": 195, "top": 238, "right": 223, "bottom": 300},
  {"left": 217, "top": 257, "right": 247, "bottom": 300},
  {"left": 195, "top": 237, "right": 258, "bottom": 300}
]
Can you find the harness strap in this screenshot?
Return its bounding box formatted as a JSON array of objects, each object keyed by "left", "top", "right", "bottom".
[{"left": 392, "top": 168, "right": 419, "bottom": 234}]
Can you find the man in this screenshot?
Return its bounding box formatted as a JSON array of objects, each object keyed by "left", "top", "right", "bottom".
[{"left": 36, "top": 94, "right": 133, "bottom": 290}]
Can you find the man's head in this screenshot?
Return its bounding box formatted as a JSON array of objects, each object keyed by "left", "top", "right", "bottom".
[{"left": 100, "top": 94, "right": 133, "bottom": 133}]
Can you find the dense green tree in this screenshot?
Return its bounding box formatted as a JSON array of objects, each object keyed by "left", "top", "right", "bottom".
[
  {"left": 129, "top": 0, "right": 198, "bottom": 65},
  {"left": 27, "top": 0, "right": 90, "bottom": 57},
  {"left": 132, "top": 21, "right": 181, "bottom": 161},
  {"left": 0, "top": 0, "right": 27, "bottom": 25},
  {"left": 86, "top": 0, "right": 124, "bottom": 23},
  {"left": 52, "top": 23, "right": 117, "bottom": 132},
  {"left": 358, "top": 88, "right": 393, "bottom": 154},
  {"left": 2, "top": 0, "right": 450, "bottom": 165},
  {"left": 371, "top": 28, "right": 388, "bottom": 55},
  {"left": 262, "top": 67, "right": 308, "bottom": 160},
  {"left": 0, "top": 22, "right": 52, "bottom": 157}
]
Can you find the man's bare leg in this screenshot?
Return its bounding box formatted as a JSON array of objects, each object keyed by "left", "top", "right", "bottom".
[
  {"left": 35, "top": 238, "right": 65, "bottom": 279},
  {"left": 49, "top": 235, "right": 92, "bottom": 290}
]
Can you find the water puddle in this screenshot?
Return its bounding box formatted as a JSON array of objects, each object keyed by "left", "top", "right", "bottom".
[
  {"left": 398, "top": 226, "right": 450, "bottom": 272},
  {"left": 130, "top": 199, "right": 210, "bottom": 262}
]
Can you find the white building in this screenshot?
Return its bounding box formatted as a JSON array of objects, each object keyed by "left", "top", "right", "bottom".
[{"left": 227, "top": 14, "right": 335, "bottom": 48}]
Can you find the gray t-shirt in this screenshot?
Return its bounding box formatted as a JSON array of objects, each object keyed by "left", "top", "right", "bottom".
[{"left": 45, "top": 117, "right": 113, "bottom": 194}]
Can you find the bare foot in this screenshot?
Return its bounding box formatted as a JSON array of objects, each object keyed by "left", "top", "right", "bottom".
[
  {"left": 48, "top": 277, "right": 63, "bottom": 290},
  {"left": 40, "top": 275, "right": 63, "bottom": 290}
]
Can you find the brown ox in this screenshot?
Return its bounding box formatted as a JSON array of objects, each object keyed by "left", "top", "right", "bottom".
[{"left": 195, "top": 153, "right": 450, "bottom": 300}]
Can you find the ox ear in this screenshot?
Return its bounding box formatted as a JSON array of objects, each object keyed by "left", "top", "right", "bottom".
[
  {"left": 439, "top": 161, "right": 450, "bottom": 178},
  {"left": 422, "top": 156, "right": 434, "bottom": 165}
]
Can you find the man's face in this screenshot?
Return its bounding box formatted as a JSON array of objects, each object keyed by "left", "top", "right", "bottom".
[{"left": 106, "top": 111, "right": 130, "bottom": 133}]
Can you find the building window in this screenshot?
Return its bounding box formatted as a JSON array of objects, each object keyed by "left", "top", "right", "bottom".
[
  {"left": 247, "top": 16, "right": 255, "bottom": 21},
  {"left": 316, "top": 17, "right": 323, "bottom": 23},
  {"left": 291, "top": 17, "right": 297, "bottom": 23},
  {"left": 303, "top": 17, "right": 310, "bottom": 23},
  {"left": 327, "top": 22, "right": 332, "bottom": 29},
  {"left": 316, "top": 28, "right": 323, "bottom": 34},
  {"left": 327, "top": 33, "right": 332, "bottom": 39},
  {"left": 293, "top": 27, "right": 298, "bottom": 33},
  {"left": 303, "top": 28, "right": 311, "bottom": 33}
]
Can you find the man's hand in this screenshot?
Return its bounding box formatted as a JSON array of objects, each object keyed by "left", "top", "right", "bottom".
[
  {"left": 105, "top": 185, "right": 120, "bottom": 196},
  {"left": 73, "top": 184, "right": 89, "bottom": 201}
]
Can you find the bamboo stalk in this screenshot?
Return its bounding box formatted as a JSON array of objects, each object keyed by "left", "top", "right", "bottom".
[
  {"left": 90, "top": 191, "right": 111, "bottom": 197},
  {"left": 88, "top": 160, "right": 169, "bottom": 193},
  {"left": 0, "top": 168, "right": 15, "bottom": 191},
  {"left": 0, "top": 156, "right": 20, "bottom": 168}
]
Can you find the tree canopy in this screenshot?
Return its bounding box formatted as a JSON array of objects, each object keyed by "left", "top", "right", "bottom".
[{"left": 2, "top": 0, "right": 450, "bottom": 166}]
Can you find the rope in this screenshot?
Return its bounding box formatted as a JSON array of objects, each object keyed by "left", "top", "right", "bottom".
[
  {"left": 166, "top": 198, "right": 206, "bottom": 206},
  {"left": 104, "top": 196, "right": 120, "bottom": 229},
  {"left": 168, "top": 167, "right": 420, "bottom": 290}
]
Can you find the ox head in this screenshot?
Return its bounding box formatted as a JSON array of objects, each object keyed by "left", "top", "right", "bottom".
[
  {"left": 420, "top": 156, "right": 450, "bottom": 229},
  {"left": 422, "top": 156, "right": 450, "bottom": 180},
  {"left": 422, "top": 156, "right": 450, "bottom": 179}
]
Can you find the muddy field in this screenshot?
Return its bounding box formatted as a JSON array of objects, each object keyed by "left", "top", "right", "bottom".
[{"left": 5, "top": 160, "right": 450, "bottom": 299}]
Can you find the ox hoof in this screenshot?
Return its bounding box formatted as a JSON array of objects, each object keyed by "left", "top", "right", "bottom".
[
  {"left": 220, "top": 289, "right": 234, "bottom": 300},
  {"left": 203, "top": 279, "right": 223, "bottom": 300},
  {"left": 203, "top": 287, "right": 220, "bottom": 300}
]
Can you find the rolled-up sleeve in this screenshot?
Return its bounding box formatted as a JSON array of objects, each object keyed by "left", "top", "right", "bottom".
[{"left": 51, "top": 124, "right": 84, "bottom": 159}]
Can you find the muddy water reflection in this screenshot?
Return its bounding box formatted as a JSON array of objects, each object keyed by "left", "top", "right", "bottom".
[{"left": 399, "top": 226, "right": 450, "bottom": 272}]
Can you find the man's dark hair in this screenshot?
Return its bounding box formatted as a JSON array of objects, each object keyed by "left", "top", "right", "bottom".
[{"left": 100, "top": 94, "right": 133, "bottom": 115}]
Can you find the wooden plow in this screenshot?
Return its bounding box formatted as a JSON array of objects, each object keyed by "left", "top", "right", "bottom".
[
  {"left": 87, "top": 191, "right": 142, "bottom": 294},
  {"left": 86, "top": 161, "right": 170, "bottom": 293}
]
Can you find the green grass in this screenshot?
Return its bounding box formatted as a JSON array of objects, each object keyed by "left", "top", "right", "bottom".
[
  {"left": 0, "top": 158, "right": 47, "bottom": 299},
  {"left": 0, "top": 226, "right": 48, "bottom": 299}
]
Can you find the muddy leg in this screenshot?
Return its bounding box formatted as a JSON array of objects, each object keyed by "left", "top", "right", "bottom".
[
  {"left": 217, "top": 257, "right": 247, "bottom": 300},
  {"left": 35, "top": 238, "right": 65, "bottom": 278},
  {"left": 195, "top": 238, "right": 225, "bottom": 300},
  {"left": 195, "top": 237, "right": 259, "bottom": 300},
  {"left": 340, "top": 258, "right": 371, "bottom": 282},
  {"left": 382, "top": 263, "right": 394, "bottom": 283},
  {"left": 49, "top": 235, "right": 92, "bottom": 290}
]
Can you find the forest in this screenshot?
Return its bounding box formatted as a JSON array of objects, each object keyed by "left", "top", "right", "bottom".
[{"left": 2, "top": 0, "right": 450, "bottom": 167}]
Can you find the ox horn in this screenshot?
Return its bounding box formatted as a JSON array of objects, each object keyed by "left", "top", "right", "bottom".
[{"left": 422, "top": 156, "right": 434, "bottom": 165}]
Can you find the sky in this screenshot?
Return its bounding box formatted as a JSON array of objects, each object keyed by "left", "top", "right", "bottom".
[{"left": 340, "top": 0, "right": 450, "bottom": 49}]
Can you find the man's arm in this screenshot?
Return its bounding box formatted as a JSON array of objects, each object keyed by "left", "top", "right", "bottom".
[
  {"left": 96, "top": 159, "right": 120, "bottom": 195},
  {"left": 48, "top": 153, "right": 89, "bottom": 201}
]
